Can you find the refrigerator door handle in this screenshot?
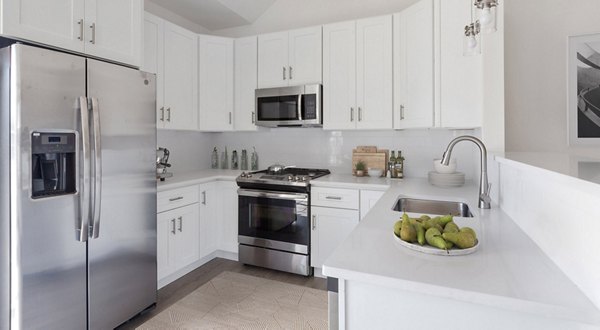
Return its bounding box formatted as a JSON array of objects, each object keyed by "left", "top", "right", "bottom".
[
  {"left": 78, "top": 96, "right": 90, "bottom": 242},
  {"left": 90, "top": 97, "right": 102, "bottom": 239}
]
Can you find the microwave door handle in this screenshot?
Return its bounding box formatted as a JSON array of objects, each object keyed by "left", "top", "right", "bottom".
[
  {"left": 297, "top": 94, "right": 303, "bottom": 121},
  {"left": 90, "top": 97, "right": 102, "bottom": 239},
  {"left": 77, "top": 96, "right": 90, "bottom": 242}
]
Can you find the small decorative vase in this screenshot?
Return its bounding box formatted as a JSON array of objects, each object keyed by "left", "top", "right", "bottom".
[{"left": 356, "top": 170, "right": 364, "bottom": 177}]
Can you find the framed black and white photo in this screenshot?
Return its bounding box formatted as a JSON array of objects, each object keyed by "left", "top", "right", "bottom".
[{"left": 568, "top": 33, "right": 600, "bottom": 145}]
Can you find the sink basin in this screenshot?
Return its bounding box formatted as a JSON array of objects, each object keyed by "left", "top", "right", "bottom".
[{"left": 393, "top": 198, "right": 473, "bottom": 218}]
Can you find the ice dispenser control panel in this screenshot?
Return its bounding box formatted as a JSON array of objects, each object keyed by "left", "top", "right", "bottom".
[{"left": 31, "top": 132, "right": 77, "bottom": 199}]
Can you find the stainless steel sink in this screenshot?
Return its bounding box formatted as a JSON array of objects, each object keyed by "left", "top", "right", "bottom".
[{"left": 393, "top": 198, "right": 473, "bottom": 217}]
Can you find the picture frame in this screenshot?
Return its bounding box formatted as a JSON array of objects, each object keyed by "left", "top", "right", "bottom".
[{"left": 568, "top": 33, "right": 600, "bottom": 146}]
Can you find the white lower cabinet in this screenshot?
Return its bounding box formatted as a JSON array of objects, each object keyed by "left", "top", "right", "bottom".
[
  {"left": 360, "top": 190, "right": 385, "bottom": 219},
  {"left": 157, "top": 203, "right": 199, "bottom": 280},
  {"left": 198, "top": 182, "right": 218, "bottom": 258},
  {"left": 217, "top": 181, "right": 239, "bottom": 254},
  {"left": 311, "top": 206, "right": 360, "bottom": 270}
]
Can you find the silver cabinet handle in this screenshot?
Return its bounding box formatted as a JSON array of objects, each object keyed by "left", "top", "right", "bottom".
[
  {"left": 350, "top": 107, "right": 354, "bottom": 122},
  {"left": 202, "top": 191, "right": 206, "bottom": 205},
  {"left": 77, "top": 19, "right": 84, "bottom": 41},
  {"left": 169, "top": 196, "right": 183, "bottom": 202},
  {"left": 289, "top": 66, "right": 293, "bottom": 80},
  {"left": 312, "top": 215, "right": 317, "bottom": 230},
  {"left": 77, "top": 96, "right": 91, "bottom": 242},
  {"left": 89, "top": 22, "right": 96, "bottom": 44},
  {"left": 325, "top": 196, "right": 342, "bottom": 200},
  {"left": 252, "top": 111, "right": 255, "bottom": 124},
  {"left": 166, "top": 107, "right": 171, "bottom": 122},
  {"left": 178, "top": 216, "right": 183, "bottom": 232},
  {"left": 90, "top": 97, "right": 102, "bottom": 239},
  {"left": 229, "top": 112, "right": 232, "bottom": 125},
  {"left": 160, "top": 107, "right": 165, "bottom": 121},
  {"left": 400, "top": 105, "right": 405, "bottom": 120},
  {"left": 171, "top": 219, "right": 176, "bottom": 234},
  {"left": 358, "top": 107, "right": 362, "bottom": 121},
  {"left": 283, "top": 67, "right": 287, "bottom": 80}
]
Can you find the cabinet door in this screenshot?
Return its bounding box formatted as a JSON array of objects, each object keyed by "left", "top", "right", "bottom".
[
  {"left": 218, "top": 181, "right": 239, "bottom": 254},
  {"left": 322, "top": 21, "right": 357, "bottom": 130},
  {"left": 163, "top": 22, "right": 198, "bottom": 130},
  {"left": 311, "top": 206, "right": 359, "bottom": 269},
  {"left": 393, "top": 1, "right": 434, "bottom": 129},
  {"left": 84, "top": 0, "right": 142, "bottom": 67},
  {"left": 142, "top": 13, "right": 164, "bottom": 128},
  {"left": 157, "top": 210, "right": 177, "bottom": 280},
  {"left": 199, "top": 35, "right": 234, "bottom": 131},
  {"left": 234, "top": 36, "right": 258, "bottom": 131},
  {"left": 1, "top": 0, "right": 85, "bottom": 52},
  {"left": 360, "top": 190, "right": 385, "bottom": 220},
  {"left": 257, "top": 31, "right": 289, "bottom": 88},
  {"left": 356, "top": 15, "right": 393, "bottom": 130},
  {"left": 439, "top": 0, "right": 482, "bottom": 128},
  {"left": 288, "top": 26, "right": 322, "bottom": 85},
  {"left": 198, "top": 183, "right": 219, "bottom": 258},
  {"left": 174, "top": 204, "right": 200, "bottom": 269}
]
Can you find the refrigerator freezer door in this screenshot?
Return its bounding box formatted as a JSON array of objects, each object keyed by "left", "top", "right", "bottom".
[
  {"left": 86, "top": 59, "right": 157, "bottom": 329},
  {"left": 8, "top": 45, "right": 88, "bottom": 329}
]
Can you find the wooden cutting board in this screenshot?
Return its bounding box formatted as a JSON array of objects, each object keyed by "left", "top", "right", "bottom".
[{"left": 352, "top": 152, "right": 387, "bottom": 176}]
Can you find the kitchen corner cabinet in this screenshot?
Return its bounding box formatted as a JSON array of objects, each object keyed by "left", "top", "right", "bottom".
[
  {"left": 323, "top": 16, "right": 393, "bottom": 130},
  {"left": 0, "top": 0, "right": 142, "bottom": 67},
  {"left": 257, "top": 26, "right": 322, "bottom": 88},
  {"left": 234, "top": 36, "right": 259, "bottom": 131},
  {"left": 157, "top": 203, "right": 200, "bottom": 280},
  {"left": 143, "top": 13, "right": 198, "bottom": 130},
  {"left": 393, "top": 0, "right": 435, "bottom": 129},
  {"left": 198, "top": 35, "right": 234, "bottom": 131}
]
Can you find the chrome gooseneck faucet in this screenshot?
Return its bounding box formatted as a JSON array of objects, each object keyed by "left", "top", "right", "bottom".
[{"left": 441, "top": 136, "right": 491, "bottom": 209}]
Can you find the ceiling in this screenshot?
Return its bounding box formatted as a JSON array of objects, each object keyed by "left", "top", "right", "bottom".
[{"left": 148, "top": 0, "right": 276, "bottom": 30}]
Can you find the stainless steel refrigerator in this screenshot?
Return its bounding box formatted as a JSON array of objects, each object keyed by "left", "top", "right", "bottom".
[{"left": 0, "top": 44, "right": 157, "bottom": 329}]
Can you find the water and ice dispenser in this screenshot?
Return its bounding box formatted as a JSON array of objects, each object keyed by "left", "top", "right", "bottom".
[{"left": 31, "top": 132, "right": 77, "bottom": 199}]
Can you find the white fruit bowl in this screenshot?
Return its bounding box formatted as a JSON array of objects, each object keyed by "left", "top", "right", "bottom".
[
  {"left": 368, "top": 168, "right": 383, "bottom": 177},
  {"left": 433, "top": 159, "right": 457, "bottom": 174}
]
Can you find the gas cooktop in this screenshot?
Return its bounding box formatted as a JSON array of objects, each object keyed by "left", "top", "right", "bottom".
[{"left": 236, "top": 167, "right": 331, "bottom": 189}]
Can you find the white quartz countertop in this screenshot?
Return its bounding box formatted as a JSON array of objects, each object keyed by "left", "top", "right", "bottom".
[
  {"left": 322, "top": 178, "right": 600, "bottom": 326},
  {"left": 311, "top": 173, "right": 391, "bottom": 190},
  {"left": 157, "top": 169, "right": 242, "bottom": 191}
]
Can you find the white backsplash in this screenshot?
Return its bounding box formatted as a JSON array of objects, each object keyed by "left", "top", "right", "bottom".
[
  {"left": 157, "top": 130, "right": 214, "bottom": 172},
  {"left": 212, "top": 128, "right": 481, "bottom": 180}
]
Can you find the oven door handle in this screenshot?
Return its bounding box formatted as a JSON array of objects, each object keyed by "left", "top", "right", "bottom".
[{"left": 238, "top": 189, "right": 308, "bottom": 202}]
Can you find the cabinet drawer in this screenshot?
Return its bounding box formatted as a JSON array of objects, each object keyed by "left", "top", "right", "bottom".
[
  {"left": 311, "top": 187, "right": 359, "bottom": 210},
  {"left": 158, "top": 186, "right": 199, "bottom": 213}
]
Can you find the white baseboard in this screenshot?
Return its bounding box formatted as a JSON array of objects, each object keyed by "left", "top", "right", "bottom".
[
  {"left": 158, "top": 250, "right": 239, "bottom": 289},
  {"left": 314, "top": 267, "right": 325, "bottom": 278}
]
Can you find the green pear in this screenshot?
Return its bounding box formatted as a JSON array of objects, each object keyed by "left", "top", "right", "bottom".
[
  {"left": 400, "top": 214, "right": 417, "bottom": 243},
  {"left": 444, "top": 221, "right": 459, "bottom": 234},
  {"left": 413, "top": 222, "right": 426, "bottom": 246},
  {"left": 425, "top": 228, "right": 447, "bottom": 250},
  {"left": 393, "top": 220, "right": 403, "bottom": 237},
  {"left": 439, "top": 214, "right": 454, "bottom": 226},
  {"left": 460, "top": 227, "right": 477, "bottom": 240},
  {"left": 420, "top": 215, "right": 431, "bottom": 221},
  {"left": 442, "top": 232, "right": 476, "bottom": 249}
]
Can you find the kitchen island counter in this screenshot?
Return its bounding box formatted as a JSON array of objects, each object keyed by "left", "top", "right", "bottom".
[{"left": 321, "top": 177, "right": 600, "bottom": 329}]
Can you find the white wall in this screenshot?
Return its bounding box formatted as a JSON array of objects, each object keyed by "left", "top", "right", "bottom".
[
  {"left": 211, "top": 0, "right": 419, "bottom": 37},
  {"left": 144, "top": 0, "right": 211, "bottom": 34},
  {"left": 157, "top": 130, "right": 213, "bottom": 172},
  {"left": 504, "top": 0, "right": 600, "bottom": 152}
]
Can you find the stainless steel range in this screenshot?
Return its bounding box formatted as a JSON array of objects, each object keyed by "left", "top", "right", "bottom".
[{"left": 236, "top": 165, "right": 330, "bottom": 276}]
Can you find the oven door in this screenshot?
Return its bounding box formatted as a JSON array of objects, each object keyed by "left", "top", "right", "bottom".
[{"left": 238, "top": 189, "right": 309, "bottom": 254}]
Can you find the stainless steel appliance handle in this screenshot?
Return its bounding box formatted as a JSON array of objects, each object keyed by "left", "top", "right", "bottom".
[
  {"left": 283, "top": 67, "right": 287, "bottom": 80},
  {"left": 238, "top": 189, "right": 308, "bottom": 202},
  {"left": 89, "top": 22, "right": 96, "bottom": 44},
  {"left": 312, "top": 215, "right": 317, "bottom": 230},
  {"left": 171, "top": 219, "right": 176, "bottom": 234},
  {"left": 178, "top": 216, "right": 183, "bottom": 232},
  {"left": 77, "top": 19, "right": 84, "bottom": 41},
  {"left": 297, "top": 93, "right": 303, "bottom": 120},
  {"left": 90, "top": 97, "right": 102, "bottom": 239},
  {"left": 77, "top": 96, "right": 90, "bottom": 242}
]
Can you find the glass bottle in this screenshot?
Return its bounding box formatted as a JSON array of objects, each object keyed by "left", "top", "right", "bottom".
[
  {"left": 211, "top": 147, "right": 218, "bottom": 169},
  {"left": 388, "top": 151, "right": 396, "bottom": 178},
  {"left": 240, "top": 149, "right": 248, "bottom": 170},
  {"left": 250, "top": 147, "right": 259, "bottom": 170},
  {"left": 221, "top": 147, "right": 228, "bottom": 169},
  {"left": 231, "top": 150, "right": 239, "bottom": 170},
  {"left": 395, "top": 150, "right": 404, "bottom": 179}
]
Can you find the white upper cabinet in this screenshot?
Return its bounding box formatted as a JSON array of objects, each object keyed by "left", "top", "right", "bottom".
[
  {"left": 198, "top": 35, "right": 234, "bottom": 131},
  {"left": 323, "top": 21, "right": 356, "bottom": 130},
  {"left": 234, "top": 36, "right": 259, "bottom": 131},
  {"left": 0, "top": 0, "right": 142, "bottom": 67},
  {"left": 323, "top": 16, "right": 393, "bottom": 130},
  {"left": 356, "top": 15, "right": 393, "bottom": 130},
  {"left": 393, "top": 0, "right": 435, "bottom": 129},
  {"left": 438, "top": 0, "right": 482, "bottom": 128},
  {"left": 257, "top": 27, "right": 322, "bottom": 88},
  {"left": 83, "top": 0, "right": 142, "bottom": 67}
]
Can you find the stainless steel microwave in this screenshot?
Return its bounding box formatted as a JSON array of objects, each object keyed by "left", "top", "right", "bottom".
[{"left": 255, "top": 84, "right": 322, "bottom": 128}]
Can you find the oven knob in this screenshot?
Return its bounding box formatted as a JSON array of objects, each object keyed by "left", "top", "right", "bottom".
[
  {"left": 302, "top": 176, "right": 307, "bottom": 182},
  {"left": 247, "top": 173, "right": 253, "bottom": 178},
  {"left": 240, "top": 172, "right": 247, "bottom": 177},
  {"left": 288, "top": 175, "right": 294, "bottom": 181},
  {"left": 295, "top": 176, "right": 302, "bottom": 182}
]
